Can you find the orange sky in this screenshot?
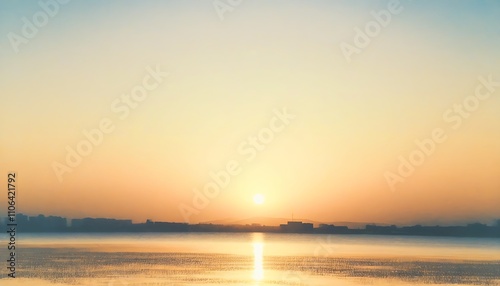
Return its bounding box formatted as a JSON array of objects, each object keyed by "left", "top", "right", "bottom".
[{"left": 1, "top": 1, "right": 499, "bottom": 225}]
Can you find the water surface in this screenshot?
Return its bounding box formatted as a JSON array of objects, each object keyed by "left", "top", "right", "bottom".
[{"left": 1, "top": 233, "right": 499, "bottom": 285}]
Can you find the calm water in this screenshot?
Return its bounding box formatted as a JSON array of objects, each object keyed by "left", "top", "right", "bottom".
[{"left": 1, "top": 233, "right": 500, "bottom": 285}]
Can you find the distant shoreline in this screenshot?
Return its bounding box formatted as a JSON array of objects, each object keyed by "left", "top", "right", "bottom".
[
  {"left": 13, "top": 230, "right": 500, "bottom": 238},
  {"left": 3, "top": 213, "right": 499, "bottom": 238}
]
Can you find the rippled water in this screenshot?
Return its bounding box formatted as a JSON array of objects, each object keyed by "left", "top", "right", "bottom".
[{"left": 1, "top": 233, "right": 500, "bottom": 285}]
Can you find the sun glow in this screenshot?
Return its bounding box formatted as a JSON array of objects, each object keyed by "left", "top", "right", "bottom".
[{"left": 253, "top": 194, "right": 265, "bottom": 205}]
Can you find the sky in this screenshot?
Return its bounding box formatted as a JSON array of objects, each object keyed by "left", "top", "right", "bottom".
[{"left": 0, "top": 0, "right": 499, "bottom": 225}]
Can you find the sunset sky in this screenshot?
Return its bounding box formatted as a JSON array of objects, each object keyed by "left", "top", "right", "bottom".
[{"left": 1, "top": 0, "right": 499, "bottom": 225}]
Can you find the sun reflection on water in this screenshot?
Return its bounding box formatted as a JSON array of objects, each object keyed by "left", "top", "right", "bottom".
[{"left": 252, "top": 233, "right": 264, "bottom": 281}]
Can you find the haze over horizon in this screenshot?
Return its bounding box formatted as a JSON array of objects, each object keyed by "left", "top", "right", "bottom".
[
  {"left": 2, "top": 213, "right": 499, "bottom": 229},
  {"left": 1, "top": 0, "right": 499, "bottom": 226}
]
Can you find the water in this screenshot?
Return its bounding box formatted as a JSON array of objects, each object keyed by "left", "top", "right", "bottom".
[{"left": 1, "top": 232, "right": 500, "bottom": 285}]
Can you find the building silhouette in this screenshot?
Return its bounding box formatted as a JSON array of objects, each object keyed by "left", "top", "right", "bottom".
[
  {"left": 1, "top": 213, "right": 498, "bottom": 237},
  {"left": 71, "top": 217, "right": 133, "bottom": 232},
  {"left": 14, "top": 214, "right": 67, "bottom": 232},
  {"left": 280, "top": 221, "right": 313, "bottom": 233}
]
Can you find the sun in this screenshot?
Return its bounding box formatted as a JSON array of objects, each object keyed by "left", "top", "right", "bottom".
[{"left": 253, "top": 194, "right": 265, "bottom": 205}]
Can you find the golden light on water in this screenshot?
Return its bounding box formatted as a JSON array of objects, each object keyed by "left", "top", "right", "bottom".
[{"left": 252, "top": 233, "right": 264, "bottom": 281}]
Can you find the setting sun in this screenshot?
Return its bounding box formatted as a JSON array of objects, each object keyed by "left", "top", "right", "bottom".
[{"left": 253, "top": 194, "right": 265, "bottom": 205}]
